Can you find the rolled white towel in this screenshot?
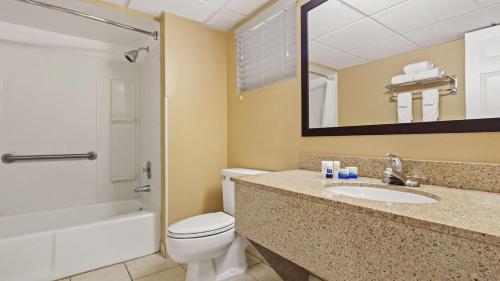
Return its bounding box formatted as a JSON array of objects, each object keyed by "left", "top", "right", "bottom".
[
  {"left": 404, "top": 61, "right": 434, "bottom": 74},
  {"left": 413, "top": 68, "right": 444, "bottom": 81},
  {"left": 391, "top": 74, "right": 414, "bottom": 84}
]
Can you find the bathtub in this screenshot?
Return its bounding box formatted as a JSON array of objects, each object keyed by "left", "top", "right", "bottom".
[{"left": 0, "top": 200, "right": 160, "bottom": 281}]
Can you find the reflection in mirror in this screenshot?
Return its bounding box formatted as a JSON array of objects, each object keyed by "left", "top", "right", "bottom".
[{"left": 306, "top": 0, "right": 500, "bottom": 129}]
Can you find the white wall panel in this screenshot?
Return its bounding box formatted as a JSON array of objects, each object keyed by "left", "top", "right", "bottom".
[
  {"left": 97, "top": 59, "right": 140, "bottom": 202},
  {"left": 0, "top": 42, "right": 97, "bottom": 215},
  {"left": 0, "top": 41, "right": 148, "bottom": 216},
  {"left": 137, "top": 46, "right": 161, "bottom": 214}
]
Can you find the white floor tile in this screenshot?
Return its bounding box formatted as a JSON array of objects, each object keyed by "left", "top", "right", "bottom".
[
  {"left": 246, "top": 252, "right": 261, "bottom": 267},
  {"left": 247, "top": 263, "right": 283, "bottom": 281},
  {"left": 71, "top": 264, "right": 131, "bottom": 281},
  {"left": 227, "top": 272, "right": 258, "bottom": 281},
  {"left": 125, "top": 253, "right": 178, "bottom": 279},
  {"left": 133, "top": 266, "right": 186, "bottom": 281}
]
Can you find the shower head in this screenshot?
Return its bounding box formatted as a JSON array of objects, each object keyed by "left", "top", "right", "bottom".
[{"left": 124, "top": 46, "right": 150, "bottom": 63}]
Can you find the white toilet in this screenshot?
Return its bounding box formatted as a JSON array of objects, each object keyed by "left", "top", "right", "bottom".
[{"left": 167, "top": 168, "right": 268, "bottom": 281}]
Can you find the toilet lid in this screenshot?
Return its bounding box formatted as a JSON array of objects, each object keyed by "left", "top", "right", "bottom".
[{"left": 168, "top": 212, "right": 234, "bottom": 239}]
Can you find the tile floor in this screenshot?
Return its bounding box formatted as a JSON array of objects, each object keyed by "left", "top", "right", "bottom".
[{"left": 55, "top": 247, "right": 283, "bottom": 281}]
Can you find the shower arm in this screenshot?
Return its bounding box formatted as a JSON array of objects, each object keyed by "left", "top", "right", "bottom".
[{"left": 14, "top": 0, "right": 159, "bottom": 40}]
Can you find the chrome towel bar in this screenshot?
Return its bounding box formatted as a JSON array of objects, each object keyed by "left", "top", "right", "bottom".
[
  {"left": 386, "top": 75, "right": 458, "bottom": 102},
  {"left": 1, "top": 151, "right": 97, "bottom": 164}
]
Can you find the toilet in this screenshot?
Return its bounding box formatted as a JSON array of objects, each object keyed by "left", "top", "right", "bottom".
[{"left": 167, "top": 168, "right": 268, "bottom": 281}]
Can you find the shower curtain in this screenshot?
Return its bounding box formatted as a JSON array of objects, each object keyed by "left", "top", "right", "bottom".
[{"left": 321, "top": 76, "right": 338, "bottom": 127}]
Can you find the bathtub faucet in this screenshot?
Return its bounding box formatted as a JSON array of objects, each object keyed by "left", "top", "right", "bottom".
[{"left": 134, "top": 185, "right": 151, "bottom": 193}]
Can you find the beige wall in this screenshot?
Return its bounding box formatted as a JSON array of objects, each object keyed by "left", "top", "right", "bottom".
[
  {"left": 85, "top": 0, "right": 159, "bottom": 21},
  {"left": 338, "top": 39, "right": 465, "bottom": 126},
  {"left": 227, "top": 0, "right": 500, "bottom": 172},
  {"left": 164, "top": 14, "right": 228, "bottom": 224}
]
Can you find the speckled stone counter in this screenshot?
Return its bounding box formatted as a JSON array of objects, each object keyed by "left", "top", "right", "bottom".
[
  {"left": 299, "top": 154, "right": 500, "bottom": 193},
  {"left": 234, "top": 170, "right": 500, "bottom": 280}
]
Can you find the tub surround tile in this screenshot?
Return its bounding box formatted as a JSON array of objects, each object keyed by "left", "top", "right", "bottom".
[
  {"left": 124, "top": 253, "right": 177, "bottom": 279},
  {"left": 71, "top": 264, "right": 131, "bottom": 281},
  {"left": 234, "top": 176, "right": 500, "bottom": 280},
  {"left": 133, "top": 266, "right": 185, "bottom": 281},
  {"left": 298, "top": 153, "right": 500, "bottom": 193}
]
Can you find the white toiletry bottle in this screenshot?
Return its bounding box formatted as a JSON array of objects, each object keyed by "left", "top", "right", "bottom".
[
  {"left": 321, "top": 161, "right": 334, "bottom": 179},
  {"left": 333, "top": 161, "right": 340, "bottom": 179}
]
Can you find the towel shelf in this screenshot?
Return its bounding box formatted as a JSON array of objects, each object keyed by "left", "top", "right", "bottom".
[
  {"left": 1, "top": 152, "right": 97, "bottom": 164},
  {"left": 386, "top": 75, "right": 457, "bottom": 102}
]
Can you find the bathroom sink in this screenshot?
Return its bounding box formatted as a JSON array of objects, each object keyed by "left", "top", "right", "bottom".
[{"left": 326, "top": 186, "right": 437, "bottom": 204}]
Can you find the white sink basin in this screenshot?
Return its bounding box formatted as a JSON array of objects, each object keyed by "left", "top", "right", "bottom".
[{"left": 326, "top": 186, "right": 437, "bottom": 204}]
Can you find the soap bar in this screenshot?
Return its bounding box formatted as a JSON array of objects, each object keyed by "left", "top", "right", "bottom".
[
  {"left": 338, "top": 169, "right": 350, "bottom": 179},
  {"left": 347, "top": 167, "right": 358, "bottom": 179}
]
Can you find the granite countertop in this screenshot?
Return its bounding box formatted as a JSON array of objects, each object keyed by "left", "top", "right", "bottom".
[{"left": 233, "top": 170, "right": 500, "bottom": 246}]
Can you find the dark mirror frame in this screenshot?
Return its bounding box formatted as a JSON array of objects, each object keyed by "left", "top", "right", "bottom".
[{"left": 301, "top": 0, "right": 500, "bottom": 136}]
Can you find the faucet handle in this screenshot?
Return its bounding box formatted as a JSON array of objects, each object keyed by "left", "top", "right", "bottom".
[{"left": 385, "top": 153, "right": 403, "bottom": 173}]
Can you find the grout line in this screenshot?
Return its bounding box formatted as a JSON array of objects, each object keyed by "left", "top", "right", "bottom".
[
  {"left": 247, "top": 250, "right": 263, "bottom": 262},
  {"left": 202, "top": 0, "right": 234, "bottom": 24},
  {"left": 123, "top": 262, "right": 134, "bottom": 281},
  {"left": 131, "top": 265, "right": 184, "bottom": 281},
  {"left": 337, "top": 0, "right": 423, "bottom": 48},
  {"left": 311, "top": 40, "right": 368, "bottom": 63}
]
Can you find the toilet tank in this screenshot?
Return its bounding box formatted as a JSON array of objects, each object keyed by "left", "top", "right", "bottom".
[{"left": 221, "top": 168, "right": 268, "bottom": 216}]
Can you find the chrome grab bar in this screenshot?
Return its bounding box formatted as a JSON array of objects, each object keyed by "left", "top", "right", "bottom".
[{"left": 1, "top": 151, "right": 97, "bottom": 163}]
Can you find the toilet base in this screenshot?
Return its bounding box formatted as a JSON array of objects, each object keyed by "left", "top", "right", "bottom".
[
  {"left": 215, "top": 235, "right": 249, "bottom": 280},
  {"left": 185, "top": 234, "right": 249, "bottom": 281},
  {"left": 186, "top": 259, "right": 216, "bottom": 281}
]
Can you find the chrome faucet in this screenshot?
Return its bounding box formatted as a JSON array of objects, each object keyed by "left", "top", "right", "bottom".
[
  {"left": 134, "top": 185, "right": 151, "bottom": 193},
  {"left": 382, "top": 154, "right": 420, "bottom": 187}
]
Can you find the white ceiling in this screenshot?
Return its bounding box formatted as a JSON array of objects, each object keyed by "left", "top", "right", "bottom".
[
  {"left": 309, "top": 0, "right": 500, "bottom": 70},
  {"left": 102, "top": 0, "right": 272, "bottom": 31}
]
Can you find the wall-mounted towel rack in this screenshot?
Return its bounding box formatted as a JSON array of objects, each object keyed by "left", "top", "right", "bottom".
[
  {"left": 1, "top": 151, "right": 97, "bottom": 164},
  {"left": 386, "top": 75, "right": 457, "bottom": 102}
]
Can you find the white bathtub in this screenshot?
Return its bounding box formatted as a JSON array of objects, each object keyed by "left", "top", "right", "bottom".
[{"left": 0, "top": 200, "right": 160, "bottom": 281}]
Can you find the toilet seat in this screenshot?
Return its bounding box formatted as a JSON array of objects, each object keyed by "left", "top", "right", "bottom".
[{"left": 168, "top": 212, "right": 234, "bottom": 239}]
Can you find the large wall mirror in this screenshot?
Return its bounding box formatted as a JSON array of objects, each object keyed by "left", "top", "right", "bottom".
[{"left": 301, "top": 0, "right": 500, "bottom": 136}]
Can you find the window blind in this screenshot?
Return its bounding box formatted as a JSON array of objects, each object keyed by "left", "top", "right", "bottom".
[{"left": 236, "top": 1, "right": 296, "bottom": 93}]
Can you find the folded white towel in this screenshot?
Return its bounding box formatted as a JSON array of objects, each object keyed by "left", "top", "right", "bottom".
[
  {"left": 404, "top": 61, "right": 434, "bottom": 74},
  {"left": 397, "top": 92, "right": 413, "bottom": 123},
  {"left": 391, "top": 74, "right": 414, "bottom": 84},
  {"left": 413, "top": 68, "right": 444, "bottom": 81},
  {"left": 422, "top": 89, "right": 440, "bottom": 122}
]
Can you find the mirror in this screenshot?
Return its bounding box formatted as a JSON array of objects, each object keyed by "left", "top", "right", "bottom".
[{"left": 301, "top": 0, "right": 500, "bottom": 136}]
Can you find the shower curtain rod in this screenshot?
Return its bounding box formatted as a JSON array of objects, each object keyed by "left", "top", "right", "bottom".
[{"left": 15, "top": 0, "right": 159, "bottom": 40}]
